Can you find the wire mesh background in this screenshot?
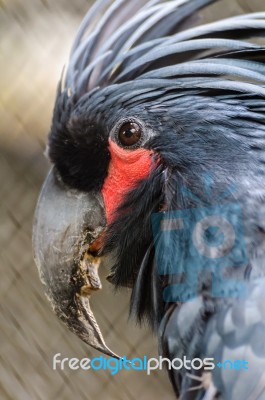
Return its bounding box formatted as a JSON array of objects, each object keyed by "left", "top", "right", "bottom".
[{"left": 1, "top": 0, "right": 265, "bottom": 399}]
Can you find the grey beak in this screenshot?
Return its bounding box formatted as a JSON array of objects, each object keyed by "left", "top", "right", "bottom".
[{"left": 33, "top": 168, "right": 120, "bottom": 358}]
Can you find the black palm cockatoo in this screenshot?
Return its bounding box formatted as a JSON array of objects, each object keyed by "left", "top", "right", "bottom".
[{"left": 33, "top": 0, "right": 265, "bottom": 398}]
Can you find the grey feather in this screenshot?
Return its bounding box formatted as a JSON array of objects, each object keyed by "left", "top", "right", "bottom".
[
  {"left": 61, "top": 0, "right": 265, "bottom": 106},
  {"left": 114, "top": 39, "right": 259, "bottom": 81}
]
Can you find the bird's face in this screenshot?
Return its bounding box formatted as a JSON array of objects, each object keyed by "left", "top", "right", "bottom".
[
  {"left": 33, "top": 73, "right": 173, "bottom": 354},
  {"left": 33, "top": 0, "right": 265, "bottom": 358}
]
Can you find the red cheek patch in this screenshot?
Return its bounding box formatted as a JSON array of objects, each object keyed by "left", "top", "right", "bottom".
[{"left": 102, "top": 140, "right": 154, "bottom": 224}]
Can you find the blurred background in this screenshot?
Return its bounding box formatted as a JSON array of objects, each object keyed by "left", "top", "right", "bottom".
[{"left": 1, "top": 0, "right": 264, "bottom": 399}]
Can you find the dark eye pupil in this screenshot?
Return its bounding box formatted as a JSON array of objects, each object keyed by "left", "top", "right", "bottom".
[
  {"left": 118, "top": 122, "right": 142, "bottom": 147},
  {"left": 124, "top": 128, "right": 135, "bottom": 138}
]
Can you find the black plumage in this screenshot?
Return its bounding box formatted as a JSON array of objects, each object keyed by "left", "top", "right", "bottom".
[{"left": 43, "top": 0, "right": 265, "bottom": 398}]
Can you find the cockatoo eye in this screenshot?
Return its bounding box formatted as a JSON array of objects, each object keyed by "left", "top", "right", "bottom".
[{"left": 117, "top": 121, "right": 142, "bottom": 147}]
